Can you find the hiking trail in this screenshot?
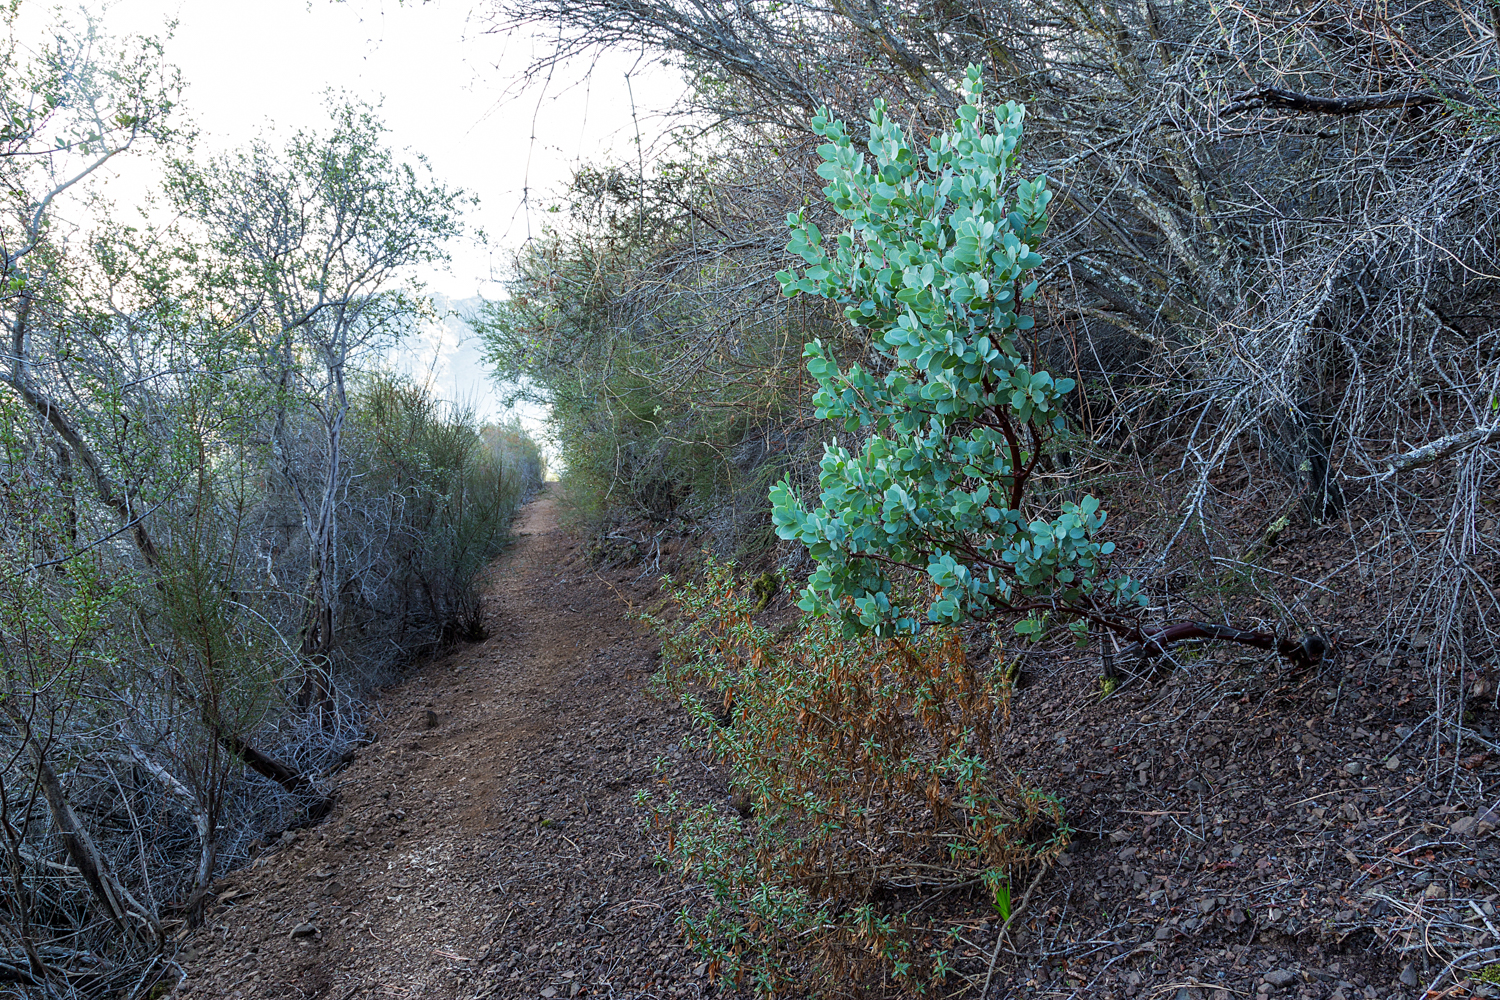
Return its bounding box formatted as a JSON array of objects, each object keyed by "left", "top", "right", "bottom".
[{"left": 178, "top": 485, "right": 714, "bottom": 1000}]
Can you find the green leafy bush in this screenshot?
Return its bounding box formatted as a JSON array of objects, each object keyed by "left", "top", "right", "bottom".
[
  {"left": 476, "top": 156, "right": 839, "bottom": 557},
  {"left": 348, "top": 375, "right": 542, "bottom": 647},
  {"left": 648, "top": 559, "right": 1066, "bottom": 994},
  {"left": 770, "top": 66, "right": 1144, "bottom": 640}
]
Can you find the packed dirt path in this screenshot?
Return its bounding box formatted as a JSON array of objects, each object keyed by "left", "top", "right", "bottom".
[{"left": 176, "top": 485, "right": 715, "bottom": 1000}]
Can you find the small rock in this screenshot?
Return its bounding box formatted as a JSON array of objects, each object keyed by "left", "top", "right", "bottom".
[
  {"left": 1119, "top": 847, "right": 1138, "bottom": 859},
  {"left": 1400, "top": 964, "right": 1419, "bottom": 988},
  {"left": 692, "top": 964, "right": 707, "bottom": 978},
  {"left": 289, "top": 922, "right": 318, "bottom": 938},
  {"left": 423, "top": 709, "right": 438, "bottom": 729},
  {"left": 540, "top": 989, "right": 558, "bottom": 999},
  {"left": 1228, "top": 908, "right": 1246, "bottom": 925},
  {"left": 1198, "top": 897, "right": 1216, "bottom": 913},
  {"left": 1344, "top": 761, "right": 1364, "bottom": 776},
  {"left": 1264, "top": 969, "right": 1297, "bottom": 987},
  {"left": 1449, "top": 815, "right": 1478, "bottom": 836},
  {"left": 1385, "top": 756, "right": 1400, "bottom": 770},
  {"left": 1424, "top": 882, "right": 1446, "bottom": 899},
  {"left": 1109, "top": 829, "right": 1132, "bottom": 843},
  {"left": 1186, "top": 778, "right": 1208, "bottom": 793}
]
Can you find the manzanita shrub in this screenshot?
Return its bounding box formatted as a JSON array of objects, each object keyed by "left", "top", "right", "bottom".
[
  {"left": 770, "top": 65, "right": 1146, "bottom": 640},
  {"left": 647, "top": 560, "right": 1067, "bottom": 994}
]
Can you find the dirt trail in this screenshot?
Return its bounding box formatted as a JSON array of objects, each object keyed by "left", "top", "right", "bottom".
[{"left": 177, "top": 485, "right": 713, "bottom": 1000}]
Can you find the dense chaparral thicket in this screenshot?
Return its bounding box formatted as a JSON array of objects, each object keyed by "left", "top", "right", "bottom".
[
  {"left": 14, "top": 0, "right": 1500, "bottom": 992},
  {"left": 0, "top": 10, "right": 540, "bottom": 994},
  {"left": 484, "top": 0, "right": 1500, "bottom": 759},
  {"left": 477, "top": 0, "right": 1500, "bottom": 992},
  {"left": 475, "top": 162, "right": 831, "bottom": 560}
]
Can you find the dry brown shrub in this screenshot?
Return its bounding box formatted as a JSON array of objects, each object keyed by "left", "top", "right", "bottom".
[{"left": 645, "top": 560, "right": 1066, "bottom": 994}]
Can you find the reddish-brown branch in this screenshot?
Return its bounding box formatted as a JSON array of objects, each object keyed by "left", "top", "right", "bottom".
[
  {"left": 994, "top": 408, "right": 1027, "bottom": 510},
  {"left": 1119, "top": 621, "right": 1327, "bottom": 669}
]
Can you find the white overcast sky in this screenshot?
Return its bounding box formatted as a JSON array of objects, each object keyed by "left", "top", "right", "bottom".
[{"left": 17, "top": 0, "right": 687, "bottom": 431}]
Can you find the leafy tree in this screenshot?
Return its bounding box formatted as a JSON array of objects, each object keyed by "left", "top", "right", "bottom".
[
  {"left": 0, "top": 6, "right": 183, "bottom": 569},
  {"left": 0, "top": 24, "right": 540, "bottom": 987},
  {"left": 169, "top": 102, "right": 470, "bottom": 720},
  {"left": 770, "top": 66, "right": 1144, "bottom": 642}
]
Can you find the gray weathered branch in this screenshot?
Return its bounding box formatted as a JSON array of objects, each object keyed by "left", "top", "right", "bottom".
[{"left": 1376, "top": 425, "right": 1500, "bottom": 479}]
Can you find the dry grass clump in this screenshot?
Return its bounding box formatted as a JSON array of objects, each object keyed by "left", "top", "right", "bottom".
[{"left": 646, "top": 560, "right": 1066, "bottom": 995}]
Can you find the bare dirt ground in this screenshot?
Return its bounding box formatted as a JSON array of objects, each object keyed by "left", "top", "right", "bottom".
[
  {"left": 173, "top": 485, "right": 1500, "bottom": 1000},
  {"left": 965, "top": 646, "right": 1500, "bottom": 1000},
  {"left": 175, "top": 485, "right": 717, "bottom": 1000}
]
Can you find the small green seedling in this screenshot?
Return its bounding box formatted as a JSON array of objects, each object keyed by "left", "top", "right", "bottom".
[
  {"left": 1069, "top": 619, "right": 1090, "bottom": 648},
  {"left": 991, "top": 878, "right": 1013, "bottom": 922}
]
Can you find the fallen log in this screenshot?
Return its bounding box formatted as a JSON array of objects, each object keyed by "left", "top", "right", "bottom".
[{"left": 1114, "top": 622, "right": 1327, "bottom": 671}]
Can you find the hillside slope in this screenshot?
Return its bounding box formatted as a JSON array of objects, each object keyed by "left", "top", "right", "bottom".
[{"left": 173, "top": 486, "right": 1500, "bottom": 1000}]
